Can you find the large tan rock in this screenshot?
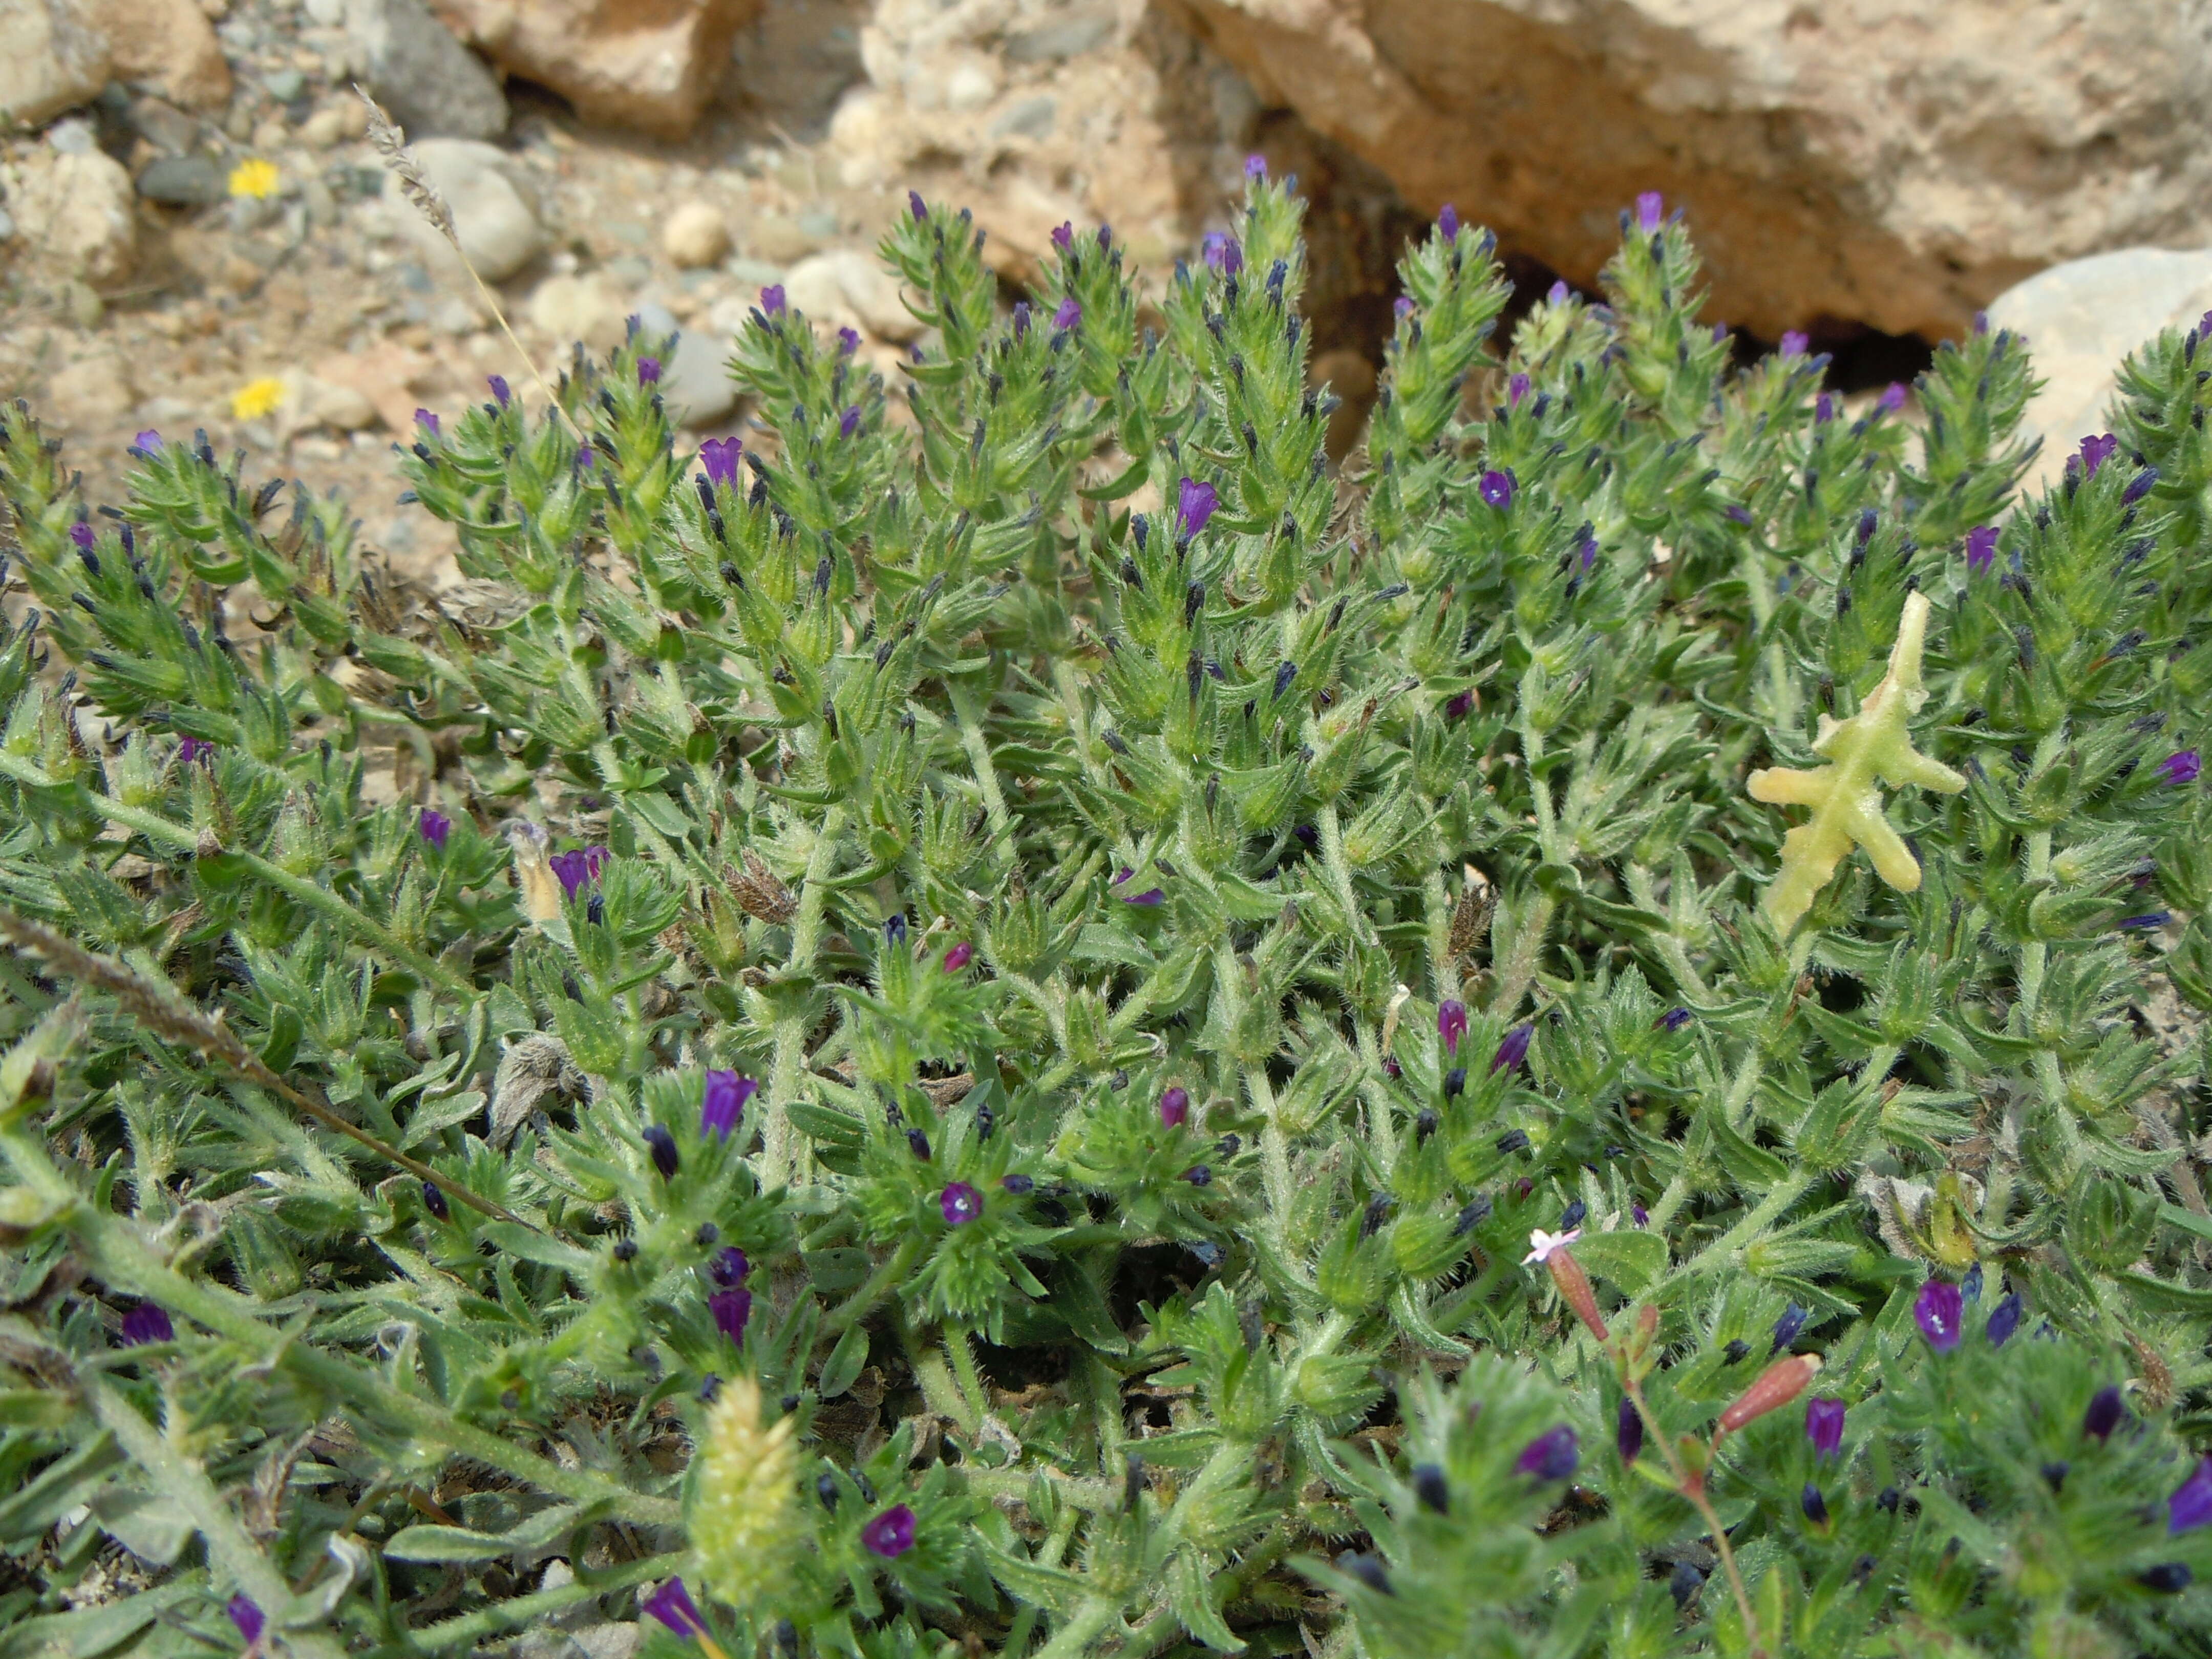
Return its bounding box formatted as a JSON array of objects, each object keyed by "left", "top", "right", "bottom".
[
  {"left": 0, "top": 1, "right": 108, "bottom": 129},
  {"left": 4, "top": 147, "right": 137, "bottom": 285},
  {"left": 77, "top": 0, "right": 232, "bottom": 112},
  {"left": 1171, "top": 0, "right": 2212, "bottom": 343},
  {"left": 429, "top": 0, "right": 760, "bottom": 138}
]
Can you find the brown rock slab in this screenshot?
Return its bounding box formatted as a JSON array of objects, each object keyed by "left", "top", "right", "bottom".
[
  {"left": 0, "top": 0, "right": 109, "bottom": 129},
  {"left": 77, "top": 0, "right": 233, "bottom": 112}
]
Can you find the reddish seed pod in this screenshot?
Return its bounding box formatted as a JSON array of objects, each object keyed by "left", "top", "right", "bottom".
[{"left": 1718, "top": 1354, "right": 1824, "bottom": 1435}]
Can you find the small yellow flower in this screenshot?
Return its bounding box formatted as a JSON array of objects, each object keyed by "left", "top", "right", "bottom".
[
  {"left": 231, "top": 377, "right": 286, "bottom": 421},
  {"left": 228, "top": 158, "right": 281, "bottom": 200},
  {"left": 689, "top": 1373, "right": 798, "bottom": 1609}
]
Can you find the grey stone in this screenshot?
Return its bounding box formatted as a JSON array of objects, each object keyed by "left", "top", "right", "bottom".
[
  {"left": 796, "top": 206, "right": 839, "bottom": 240},
  {"left": 633, "top": 302, "right": 737, "bottom": 428},
  {"left": 347, "top": 0, "right": 507, "bottom": 140},
  {"left": 1984, "top": 247, "right": 2212, "bottom": 492},
  {"left": 990, "top": 96, "right": 1056, "bottom": 141},
  {"left": 1003, "top": 11, "right": 1116, "bottom": 63},
  {"left": 392, "top": 137, "right": 545, "bottom": 282},
  {"left": 305, "top": 0, "right": 347, "bottom": 25},
  {"left": 264, "top": 69, "right": 308, "bottom": 103},
  {"left": 47, "top": 117, "right": 96, "bottom": 155},
  {"left": 135, "top": 154, "right": 228, "bottom": 205},
  {"left": 0, "top": 208, "right": 13, "bottom": 241},
  {"left": 127, "top": 96, "right": 204, "bottom": 157}
]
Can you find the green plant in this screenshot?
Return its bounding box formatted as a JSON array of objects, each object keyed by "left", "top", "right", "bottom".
[{"left": 0, "top": 170, "right": 2207, "bottom": 1659}]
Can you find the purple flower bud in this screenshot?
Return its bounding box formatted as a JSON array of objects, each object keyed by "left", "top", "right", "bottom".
[
  {"left": 487, "top": 374, "right": 511, "bottom": 409},
  {"left": 1393, "top": 295, "right": 1415, "bottom": 321},
  {"left": 862, "top": 1503, "right": 916, "bottom": 1557},
  {"left": 69, "top": 521, "right": 95, "bottom": 552},
  {"left": 761, "top": 285, "right": 786, "bottom": 317},
  {"left": 179, "top": 737, "right": 217, "bottom": 767},
  {"left": 1121, "top": 887, "right": 1164, "bottom": 906},
  {"left": 1507, "top": 372, "right": 1530, "bottom": 407},
  {"left": 228, "top": 1594, "right": 266, "bottom": 1646},
  {"left": 1052, "top": 221, "right": 1073, "bottom": 250},
  {"left": 1001, "top": 1173, "right": 1033, "bottom": 1195},
  {"left": 1877, "top": 382, "right": 1907, "bottom": 414},
  {"left": 839, "top": 405, "right": 861, "bottom": 439},
  {"left": 709, "top": 1247, "right": 750, "bottom": 1288},
  {"left": 1986, "top": 1291, "right": 2023, "bottom": 1347},
  {"left": 908, "top": 190, "right": 927, "bottom": 222},
  {"left": 1438, "top": 203, "right": 1459, "bottom": 241},
  {"left": 2120, "top": 911, "right": 2173, "bottom": 931},
  {"left": 121, "top": 1304, "right": 174, "bottom": 1345},
  {"left": 1965, "top": 525, "right": 1997, "bottom": 573},
  {"left": 1658, "top": 1007, "right": 1692, "bottom": 1033},
  {"left": 941, "top": 1182, "right": 983, "bottom": 1226},
  {"left": 645, "top": 1126, "right": 679, "bottom": 1179},
  {"left": 1444, "top": 689, "right": 1474, "bottom": 719},
  {"left": 422, "top": 1179, "right": 449, "bottom": 1221},
  {"left": 2082, "top": 1384, "right": 2125, "bottom": 1441},
  {"left": 644, "top": 1578, "right": 709, "bottom": 1639},
  {"left": 414, "top": 408, "right": 439, "bottom": 436},
  {"left": 944, "top": 942, "right": 973, "bottom": 972},
  {"left": 1631, "top": 1203, "right": 1649, "bottom": 1226},
  {"left": 1546, "top": 280, "right": 1569, "bottom": 305},
  {"left": 637, "top": 358, "right": 661, "bottom": 386},
  {"left": 550, "top": 846, "right": 608, "bottom": 899},
  {"left": 1054, "top": 296, "right": 1081, "bottom": 331},
  {"left": 700, "top": 1070, "right": 757, "bottom": 1140},
  {"left": 2078, "top": 432, "right": 2118, "bottom": 477},
  {"left": 2141, "top": 1563, "right": 2195, "bottom": 1593},
  {"left": 1490, "top": 1023, "right": 1532, "bottom": 1075},
  {"left": 133, "top": 429, "right": 162, "bottom": 454},
  {"left": 1616, "top": 1395, "right": 1643, "bottom": 1462},
  {"left": 1801, "top": 1483, "right": 1829, "bottom": 1525},
  {"left": 1635, "top": 192, "right": 1664, "bottom": 230},
  {"left": 2168, "top": 1456, "right": 2212, "bottom": 1534},
  {"left": 576, "top": 445, "right": 596, "bottom": 470},
  {"left": 1177, "top": 476, "right": 1218, "bottom": 537},
  {"left": 1914, "top": 1279, "right": 1962, "bottom": 1351},
  {"left": 1159, "top": 1086, "right": 1189, "bottom": 1129},
  {"left": 1437, "top": 999, "right": 1468, "bottom": 1057},
  {"left": 906, "top": 1127, "right": 931, "bottom": 1161},
  {"left": 1772, "top": 1302, "right": 1806, "bottom": 1352},
  {"left": 1201, "top": 232, "right": 1243, "bottom": 277},
  {"left": 2158, "top": 749, "right": 2200, "bottom": 786},
  {"left": 839, "top": 327, "right": 861, "bottom": 354},
  {"left": 1412, "top": 1463, "right": 1449, "bottom": 1513},
  {"left": 418, "top": 809, "right": 451, "bottom": 849},
  {"left": 1711, "top": 321, "right": 1729, "bottom": 343},
  {"left": 1779, "top": 330, "right": 1809, "bottom": 357},
  {"left": 1478, "top": 469, "right": 1515, "bottom": 510},
  {"left": 699, "top": 436, "right": 741, "bottom": 487},
  {"left": 709, "top": 1286, "right": 751, "bottom": 1344},
  {"left": 1814, "top": 393, "right": 1834, "bottom": 424},
  {"left": 1245, "top": 153, "right": 1268, "bottom": 180},
  {"left": 1805, "top": 1397, "right": 1846, "bottom": 1458},
  {"left": 1516, "top": 1426, "right": 1579, "bottom": 1481}
]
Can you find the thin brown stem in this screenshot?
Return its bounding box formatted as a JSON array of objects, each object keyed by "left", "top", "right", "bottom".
[{"left": 1621, "top": 1371, "right": 1763, "bottom": 1658}]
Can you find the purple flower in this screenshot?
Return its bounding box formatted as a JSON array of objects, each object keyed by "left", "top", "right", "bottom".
[
  {"left": 761, "top": 285, "right": 786, "bottom": 317},
  {"left": 862, "top": 1503, "right": 917, "bottom": 1558},
  {"left": 1437, "top": 999, "right": 1468, "bottom": 1057},
  {"left": 414, "top": 408, "right": 440, "bottom": 436},
  {"left": 1516, "top": 1426, "right": 1579, "bottom": 1481},
  {"left": 69, "top": 521, "right": 95, "bottom": 552},
  {"left": 1658, "top": 1007, "right": 1692, "bottom": 1033},
  {"left": 1490, "top": 1024, "right": 1532, "bottom": 1075},
  {"left": 709, "top": 1287, "right": 752, "bottom": 1344},
  {"left": 487, "top": 375, "right": 511, "bottom": 409},
  {"left": 550, "top": 846, "right": 608, "bottom": 899},
  {"left": 1546, "top": 280, "right": 1569, "bottom": 305},
  {"left": 1801, "top": 1483, "right": 1829, "bottom": 1526},
  {"left": 576, "top": 445, "right": 596, "bottom": 471},
  {"left": 1393, "top": 295, "right": 1415, "bottom": 321},
  {"left": 418, "top": 809, "right": 451, "bottom": 849},
  {"left": 1245, "top": 153, "right": 1268, "bottom": 180},
  {"left": 839, "top": 406, "right": 861, "bottom": 439},
  {"left": 638, "top": 358, "right": 662, "bottom": 386},
  {"left": 1506, "top": 372, "right": 1530, "bottom": 408},
  {"left": 1805, "top": 1397, "right": 1846, "bottom": 1459},
  {"left": 1915, "top": 1279, "right": 1962, "bottom": 1351},
  {"left": 2078, "top": 432, "right": 2118, "bottom": 478},
  {"left": 1478, "top": 470, "right": 1515, "bottom": 510},
  {"left": 1779, "top": 331, "right": 1809, "bottom": 357},
  {"left": 1965, "top": 525, "right": 1997, "bottom": 574},
  {"left": 1438, "top": 203, "right": 1459, "bottom": 241},
  {"left": 944, "top": 942, "right": 973, "bottom": 972},
  {"left": 1012, "top": 301, "right": 1032, "bottom": 339},
  {"left": 1054, "top": 296, "right": 1081, "bottom": 330},
  {"left": 1631, "top": 1203, "right": 1648, "bottom": 1226},
  {"left": 699, "top": 436, "right": 742, "bottom": 487},
  {"left": 700, "top": 1070, "right": 757, "bottom": 1140},
  {"left": 838, "top": 327, "right": 861, "bottom": 354},
  {"left": 940, "top": 1182, "right": 983, "bottom": 1226},
  {"left": 133, "top": 429, "right": 162, "bottom": 454},
  {"left": 1201, "top": 232, "right": 1243, "bottom": 277},
  {"left": 227, "top": 1594, "right": 265, "bottom": 1646},
  {"left": 1635, "top": 191, "right": 1664, "bottom": 230},
  {"left": 1814, "top": 393, "right": 1834, "bottom": 424},
  {"left": 1617, "top": 1396, "right": 1643, "bottom": 1462},
  {"left": 2158, "top": 749, "right": 2200, "bottom": 787},
  {"left": 2168, "top": 1457, "right": 2212, "bottom": 1534},
  {"left": 1444, "top": 689, "right": 1474, "bottom": 719},
  {"left": 645, "top": 1125, "right": 679, "bottom": 1179},
  {"left": 121, "top": 1304, "right": 174, "bottom": 1346},
  {"left": 179, "top": 737, "right": 217, "bottom": 767},
  {"left": 908, "top": 189, "right": 927, "bottom": 222},
  {"left": 1120, "top": 886, "right": 1165, "bottom": 906},
  {"left": 644, "top": 1578, "right": 710, "bottom": 1640},
  {"left": 1052, "top": 221, "right": 1073, "bottom": 250},
  {"left": 709, "top": 1247, "right": 750, "bottom": 1288},
  {"left": 1986, "top": 1291, "right": 2023, "bottom": 1347},
  {"left": 1178, "top": 476, "right": 1218, "bottom": 538},
  {"left": 2082, "top": 1384, "right": 2125, "bottom": 1441},
  {"left": 1159, "top": 1086, "right": 1189, "bottom": 1129},
  {"left": 1877, "top": 382, "right": 1907, "bottom": 413}
]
